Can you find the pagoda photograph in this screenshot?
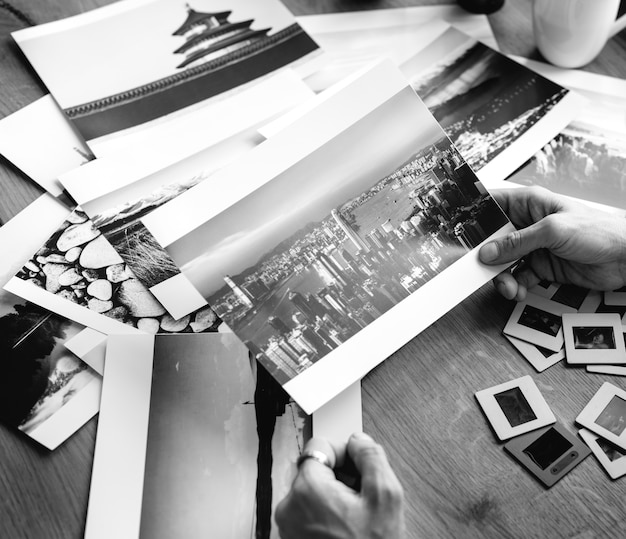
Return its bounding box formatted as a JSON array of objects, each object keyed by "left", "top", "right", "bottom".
[{"left": 13, "top": 0, "right": 319, "bottom": 143}]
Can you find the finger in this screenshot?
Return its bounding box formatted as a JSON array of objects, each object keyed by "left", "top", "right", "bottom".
[
  {"left": 298, "top": 437, "right": 337, "bottom": 479},
  {"left": 347, "top": 433, "right": 402, "bottom": 506},
  {"left": 479, "top": 218, "right": 559, "bottom": 266},
  {"left": 492, "top": 271, "right": 520, "bottom": 300}
]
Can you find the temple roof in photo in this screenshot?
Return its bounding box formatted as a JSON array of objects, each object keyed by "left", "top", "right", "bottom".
[{"left": 172, "top": 5, "right": 231, "bottom": 36}]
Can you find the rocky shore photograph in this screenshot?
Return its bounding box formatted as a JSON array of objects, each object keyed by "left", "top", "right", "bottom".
[{"left": 15, "top": 208, "right": 222, "bottom": 334}]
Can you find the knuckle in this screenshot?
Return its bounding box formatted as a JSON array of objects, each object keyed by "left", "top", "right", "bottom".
[{"left": 503, "top": 230, "right": 523, "bottom": 252}]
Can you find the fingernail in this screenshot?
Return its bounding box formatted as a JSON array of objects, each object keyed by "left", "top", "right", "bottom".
[
  {"left": 496, "top": 280, "right": 508, "bottom": 297},
  {"left": 480, "top": 242, "right": 499, "bottom": 263},
  {"left": 351, "top": 432, "right": 372, "bottom": 441}
]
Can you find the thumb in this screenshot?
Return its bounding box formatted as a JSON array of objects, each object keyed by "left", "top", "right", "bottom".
[{"left": 479, "top": 219, "right": 557, "bottom": 265}]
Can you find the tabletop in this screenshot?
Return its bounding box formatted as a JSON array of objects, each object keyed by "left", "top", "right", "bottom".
[{"left": 1, "top": 1, "right": 626, "bottom": 538}]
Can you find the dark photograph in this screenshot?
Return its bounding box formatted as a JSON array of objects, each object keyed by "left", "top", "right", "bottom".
[
  {"left": 166, "top": 86, "right": 509, "bottom": 385},
  {"left": 573, "top": 326, "right": 616, "bottom": 350},
  {"left": 522, "top": 427, "right": 572, "bottom": 470},
  {"left": 139, "top": 334, "right": 310, "bottom": 539},
  {"left": 403, "top": 26, "right": 568, "bottom": 172},
  {"left": 596, "top": 395, "right": 626, "bottom": 437},
  {"left": 494, "top": 386, "right": 537, "bottom": 428},
  {"left": 0, "top": 295, "right": 96, "bottom": 435},
  {"left": 518, "top": 304, "right": 561, "bottom": 337}
]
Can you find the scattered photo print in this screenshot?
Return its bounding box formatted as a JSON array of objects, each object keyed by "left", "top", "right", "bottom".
[
  {"left": 0, "top": 297, "right": 97, "bottom": 434},
  {"left": 518, "top": 304, "right": 561, "bottom": 337},
  {"left": 494, "top": 386, "right": 537, "bottom": 427},
  {"left": 164, "top": 86, "right": 509, "bottom": 385},
  {"left": 139, "top": 334, "right": 310, "bottom": 539},
  {"left": 403, "top": 26, "right": 568, "bottom": 172},
  {"left": 507, "top": 86, "right": 626, "bottom": 210},
  {"left": 14, "top": 209, "right": 222, "bottom": 333},
  {"left": 14, "top": 0, "right": 319, "bottom": 143},
  {"left": 596, "top": 395, "right": 626, "bottom": 437},
  {"left": 573, "top": 326, "right": 616, "bottom": 350}
]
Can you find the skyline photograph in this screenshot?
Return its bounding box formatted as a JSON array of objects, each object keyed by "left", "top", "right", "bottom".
[
  {"left": 401, "top": 26, "right": 569, "bottom": 174},
  {"left": 164, "top": 85, "right": 509, "bottom": 385}
]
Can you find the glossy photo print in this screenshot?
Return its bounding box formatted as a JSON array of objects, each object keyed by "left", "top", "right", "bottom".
[{"left": 13, "top": 0, "right": 319, "bottom": 154}]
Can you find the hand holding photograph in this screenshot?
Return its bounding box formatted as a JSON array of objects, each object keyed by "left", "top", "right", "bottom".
[
  {"left": 85, "top": 332, "right": 361, "bottom": 539},
  {"left": 140, "top": 60, "right": 514, "bottom": 413}
]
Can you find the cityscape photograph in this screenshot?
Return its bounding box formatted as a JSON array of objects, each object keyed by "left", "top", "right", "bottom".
[
  {"left": 209, "top": 136, "right": 506, "bottom": 385},
  {"left": 162, "top": 85, "right": 509, "bottom": 385}
]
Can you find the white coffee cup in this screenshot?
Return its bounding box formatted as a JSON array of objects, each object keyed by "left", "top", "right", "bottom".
[{"left": 533, "top": 0, "right": 621, "bottom": 68}]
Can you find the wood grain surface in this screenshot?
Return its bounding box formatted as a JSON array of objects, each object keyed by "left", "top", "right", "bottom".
[{"left": 1, "top": 1, "right": 626, "bottom": 538}]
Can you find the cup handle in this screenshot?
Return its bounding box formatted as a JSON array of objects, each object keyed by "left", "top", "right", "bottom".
[{"left": 610, "top": 13, "right": 626, "bottom": 37}]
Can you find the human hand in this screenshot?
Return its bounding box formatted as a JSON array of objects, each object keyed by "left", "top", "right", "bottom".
[
  {"left": 478, "top": 186, "right": 626, "bottom": 301},
  {"left": 275, "top": 433, "right": 404, "bottom": 539}
]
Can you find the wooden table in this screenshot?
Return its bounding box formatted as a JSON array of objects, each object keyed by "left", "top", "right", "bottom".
[{"left": 1, "top": 1, "right": 626, "bottom": 537}]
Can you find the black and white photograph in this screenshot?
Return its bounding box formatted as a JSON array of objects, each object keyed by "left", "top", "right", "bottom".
[
  {"left": 475, "top": 375, "right": 556, "bottom": 441},
  {"left": 579, "top": 428, "right": 626, "bottom": 480},
  {"left": 0, "top": 291, "right": 101, "bottom": 449},
  {"left": 0, "top": 194, "right": 101, "bottom": 449},
  {"left": 494, "top": 387, "right": 537, "bottom": 428},
  {"left": 503, "top": 293, "right": 576, "bottom": 352},
  {"left": 139, "top": 334, "right": 309, "bottom": 539},
  {"left": 297, "top": 8, "right": 497, "bottom": 93},
  {"left": 139, "top": 63, "right": 514, "bottom": 412},
  {"left": 12, "top": 208, "right": 224, "bottom": 336},
  {"left": 505, "top": 424, "right": 590, "bottom": 488},
  {"left": 577, "top": 382, "right": 626, "bottom": 451},
  {"left": 84, "top": 333, "right": 361, "bottom": 539},
  {"left": 562, "top": 313, "right": 626, "bottom": 365},
  {"left": 161, "top": 84, "right": 508, "bottom": 388},
  {"left": 400, "top": 26, "right": 581, "bottom": 184},
  {"left": 13, "top": 0, "right": 319, "bottom": 153},
  {"left": 506, "top": 85, "right": 626, "bottom": 211}
]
